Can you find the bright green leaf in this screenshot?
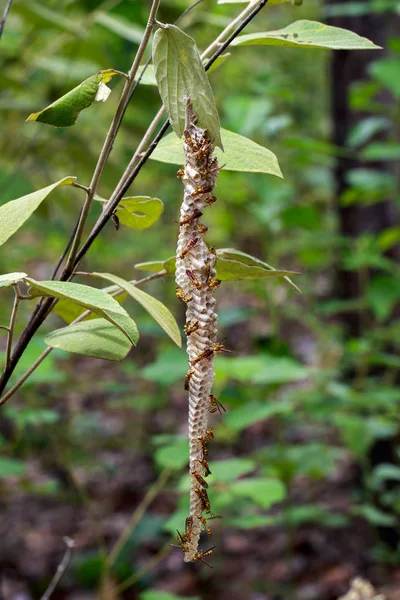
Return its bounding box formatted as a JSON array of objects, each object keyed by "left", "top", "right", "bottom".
[
  {"left": 361, "top": 142, "right": 400, "bottom": 161},
  {"left": 26, "top": 70, "right": 120, "bottom": 127},
  {"left": 216, "top": 258, "right": 298, "bottom": 281},
  {"left": 54, "top": 285, "right": 127, "bottom": 324},
  {"left": 45, "top": 319, "right": 135, "bottom": 361},
  {"left": 0, "top": 457, "right": 26, "bottom": 478},
  {"left": 152, "top": 24, "right": 223, "bottom": 149},
  {"left": 154, "top": 437, "right": 188, "bottom": 470},
  {"left": 96, "top": 196, "right": 163, "bottom": 230},
  {"left": 231, "top": 20, "right": 381, "bottom": 50},
  {"left": 151, "top": 128, "right": 282, "bottom": 176},
  {"left": 0, "top": 178, "right": 76, "bottom": 247},
  {"left": 0, "top": 272, "right": 27, "bottom": 289},
  {"left": 135, "top": 261, "right": 167, "bottom": 273},
  {"left": 210, "top": 458, "right": 255, "bottom": 483},
  {"left": 135, "top": 64, "right": 157, "bottom": 85},
  {"left": 206, "top": 53, "right": 231, "bottom": 73},
  {"left": 140, "top": 591, "right": 199, "bottom": 600},
  {"left": 25, "top": 278, "right": 138, "bottom": 343},
  {"left": 94, "top": 12, "right": 145, "bottom": 44},
  {"left": 230, "top": 478, "right": 286, "bottom": 509},
  {"left": 92, "top": 273, "right": 181, "bottom": 347},
  {"left": 354, "top": 504, "right": 397, "bottom": 527},
  {"left": 224, "top": 400, "right": 294, "bottom": 432},
  {"left": 369, "top": 57, "right": 400, "bottom": 99}
]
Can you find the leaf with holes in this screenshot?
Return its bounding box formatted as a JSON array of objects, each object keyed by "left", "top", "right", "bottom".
[
  {"left": 45, "top": 319, "right": 134, "bottom": 361},
  {"left": 232, "top": 20, "right": 381, "bottom": 50},
  {"left": 25, "top": 278, "right": 138, "bottom": 343},
  {"left": 151, "top": 128, "right": 282, "bottom": 176},
  {"left": 92, "top": 273, "right": 181, "bottom": 347},
  {"left": 152, "top": 24, "right": 223, "bottom": 149},
  {"left": 26, "top": 70, "right": 120, "bottom": 127},
  {"left": 0, "top": 178, "right": 76, "bottom": 247}
]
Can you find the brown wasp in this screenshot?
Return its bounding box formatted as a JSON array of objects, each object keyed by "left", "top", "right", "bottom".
[
  {"left": 205, "top": 194, "right": 217, "bottom": 206},
  {"left": 169, "top": 529, "right": 189, "bottom": 553},
  {"left": 185, "top": 368, "right": 195, "bottom": 391},
  {"left": 209, "top": 394, "right": 226, "bottom": 415},
  {"left": 197, "top": 435, "right": 208, "bottom": 457},
  {"left": 192, "top": 546, "right": 216, "bottom": 568},
  {"left": 176, "top": 167, "right": 185, "bottom": 180},
  {"left": 197, "top": 223, "right": 208, "bottom": 235},
  {"left": 184, "top": 320, "right": 200, "bottom": 336},
  {"left": 207, "top": 278, "right": 221, "bottom": 290},
  {"left": 177, "top": 208, "right": 203, "bottom": 226},
  {"left": 186, "top": 269, "right": 202, "bottom": 290},
  {"left": 185, "top": 516, "right": 194, "bottom": 542},
  {"left": 179, "top": 237, "right": 199, "bottom": 259},
  {"left": 198, "top": 457, "right": 211, "bottom": 477},
  {"left": 176, "top": 287, "right": 193, "bottom": 304},
  {"left": 191, "top": 470, "right": 209, "bottom": 489},
  {"left": 205, "top": 427, "right": 214, "bottom": 440},
  {"left": 195, "top": 485, "right": 212, "bottom": 514},
  {"left": 194, "top": 184, "right": 213, "bottom": 196},
  {"left": 191, "top": 342, "right": 231, "bottom": 366}
]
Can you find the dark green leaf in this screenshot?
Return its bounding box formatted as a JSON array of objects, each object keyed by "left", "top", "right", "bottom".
[{"left": 0, "top": 457, "right": 26, "bottom": 478}]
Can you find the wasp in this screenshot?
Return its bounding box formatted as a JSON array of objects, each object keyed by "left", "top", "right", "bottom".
[
  {"left": 176, "top": 287, "right": 193, "bottom": 305},
  {"left": 179, "top": 237, "right": 199, "bottom": 259},
  {"left": 191, "top": 470, "right": 209, "bottom": 489},
  {"left": 169, "top": 529, "right": 189, "bottom": 553},
  {"left": 177, "top": 208, "right": 203, "bottom": 226},
  {"left": 197, "top": 223, "right": 208, "bottom": 235},
  {"left": 194, "top": 184, "right": 213, "bottom": 196},
  {"left": 195, "top": 485, "right": 212, "bottom": 514},
  {"left": 207, "top": 278, "right": 221, "bottom": 290},
  {"left": 191, "top": 342, "right": 231, "bottom": 366},
  {"left": 185, "top": 368, "right": 195, "bottom": 391},
  {"left": 176, "top": 167, "right": 185, "bottom": 180},
  {"left": 111, "top": 211, "right": 120, "bottom": 231},
  {"left": 208, "top": 245, "right": 217, "bottom": 256},
  {"left": 192, "top": 546, "right": 216, "bottom": 568},
  {"left": 198, "top": 458, "right": 211, "bottom": 477},
  {"left": 209, "top": 394, "right": 226, "bottom": 415},
  {"left": 205, "top": 194, "right": 217, "bottom": 206},
  {"left": 185, "top": 516, "right": 194, "bottom": 542},
  {"left": 205, "top": 428, "right": 214, "bottom": 440},
  {"left": 184, "top": 320, "right": 200, "bottom": 336},
  {"left": 197, "top": 435, "right": 208, "bottom": 457},
  {"left": 186, "top": 269, "right": 202, "bottom": 290},
  {"left": 199, "top": 516, "right": 212, "bottom": 537}
]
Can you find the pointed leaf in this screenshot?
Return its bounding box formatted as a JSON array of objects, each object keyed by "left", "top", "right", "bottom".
[
  {"left": 232, "top": 20, "right": 382, "bottom": 50},
  {"left": 45, "top": 319, "right": 134, "bottom": 361},
  {"left": 95, "top": 196, "right": 163, "bottom": 230},
  {"left": 26, "top": 70, "right": 120, "bottom": 127},
  {"left": 152, "top": 24, "right": 223, "bottom": 149},
  {"left": 0, "top": 178, "right": 76, "bottom": 247},
  {"left": 216, "top": 258, "right": 298, "bottom": 281},
  {"left": 151, "top": 128, "right": 282, "bottom": 176},
  {"left": 92, "top": 273, "right": 181, "bottom": 347},
  {"left": 25, "top": 278, "right": 138, "bottom": 343},
  {"left": 0, "top": 273, "right": 27, "bottom": 289},
  {"left": 94, "top": 12, "right": 145, "bottom": 44},
  {"left": 54, "top": 285, "right": 127, "bottom": 324}
]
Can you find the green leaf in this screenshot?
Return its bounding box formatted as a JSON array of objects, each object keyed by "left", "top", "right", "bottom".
[
  {"left": 230, "top": 478, "right": 286, "bottom": 509},
  {"left": 135, "top": 64, "right": 157, "bottom": 86},
  {"left": 224, "top": 400, "right": 294, "bottom": 432},
  {"left": 94, "top": 12, "right": 145, "bottom": 44},
  {"left": 25, "top": 278, "right": 138, "bottom": 343},
  {"left": 151, "top": 128, "right": 282, "bottom": 177},
  {"left": 13, "top": 0, "right": 86, "bottom": 36},
  {"left": 0, "top": 457, "right": 26, "bottom": 478},
  {"left": 347, "top": 117, "right": 389, "bottom": 149},
  {"left": 154, "top": 437, "right": 188, "bottom": 470},
  {"left": 206, "top": 53, "right": 231, "bottom": 73},
  {"left": 210, "top": 458, "right": 255, "bottom": 483},
  {"left": 370, "top": 57, "right": 400, "bottom": 99},
  {"left": 218, "top": 0, "right": 302, "bottom": 4},
  {"left": 152, "top": 24, "right": 223, "bottom": 149},
  {"left": 361, "top": 142, "right": 400, "bottom": 161},
  {"left": 216, "top": 258, "right": 297, "bottom": 281},
  {"left": 96, "top": 196, "right": 163, "bottom": 230},
  {"left": 354, "top": 504, "right": 397, "bottom": 527},
  {"left": 0, "top": 178, "right": 76, "bottom": 247},
  {"left": 91, "top": 273, "right": 181, "bottom": 347},
  {"left": 140, "top": 591, "right": 199, "bottom": 600},
  {"left": 26, "top": 70, "right": 120, "bottom": 127},
  {"left": 54, "top": 285, "right": 127, "bottom": 324},
  {"left": 141, "top": 348, "right": 187, "bottom": 385},
  {"left": 45, "top": 319, "right": 134, "bottom": 361},
  {"left": 231, "top": 20, "right": 382, "bottom": 50},
  {"left": 0, "top": 272, "right": 27, "bottom": 289}
]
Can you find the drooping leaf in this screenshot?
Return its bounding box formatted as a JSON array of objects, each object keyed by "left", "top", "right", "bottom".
[
  {"left": 25, "top": 279, "right": 138, "bottom": 343},
  {"left": 0, "top": 178, "right": 76, "bottom": 247},
  {"left": 152, "top": 24, "right": 223, "bottom": 149},
  {"left": 26, "top": 70, "right": 120, "bottom": 127},
  {"left": 54, "top": 284, "right": 127, "bottom": 324},
  {"left": 231, "top": 20, "right": 381, "bottom": 50},
  {"left": 0, "top": 272, "right": 27, "bottom": 289},
  {"left": 230, "top": 477, "right": 286, "bottom": 509},
  {"left": 45, "top": 319, "right": 134, "bottom": 361},
  {"left": 216, "top": 258, "right": 298, "bottom": 281},
  {"left": 95, "top": 196, "right": 163, "bottom": 230},
  {"left": 91, "top": 273, "right": 181, "bottom": 347},
  {"left": 94, "top": 12, "right": 145, "bottom": 44},
  {"left": 151, "top": 128, "right": 282, "bottom": 176}
]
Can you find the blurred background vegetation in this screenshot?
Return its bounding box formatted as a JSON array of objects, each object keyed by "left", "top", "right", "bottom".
[{"left": 1, "top": 0, "right": 400, "bottom": 598}]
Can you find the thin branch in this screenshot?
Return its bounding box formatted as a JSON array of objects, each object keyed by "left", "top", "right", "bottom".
[
  {"left": 5, "top": 286, "right": 20, "bottom": 368},
  {"left": 106, "top": 468, "right": 171, "bottom": 569},
  {"left": 39, "top": 537, "right": 75, "bottom": 600},
  {"left": 0, "top": 0, "right": 13, "bottom": 41},
  {"left": 0, "top": 271, "right": 168, "bottom": 406},
  {"left": 0, "top": 326, "right": 10, "bottom": 332},
  {"left": 62, "top": 0, "right": 162, "bottom": 274}
]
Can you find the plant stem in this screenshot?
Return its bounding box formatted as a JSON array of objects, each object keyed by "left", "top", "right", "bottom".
[
  {"left": 63, "top": 0, "right": 162, "bottom": 274},
  {"left": 106, "top": 468, "right": 171, "bottom": 569},
  {"left": 0, "top": 0, "right": 13, "bottom": 40},
  {"left": 39, "top": 537, "right": 75, "bottom": 600},
  {"left": 5, "top": 286, "right": 20, "bottom": 369},
  {"left": 0, "top": 271, "right": 167, "bottom": 406}
]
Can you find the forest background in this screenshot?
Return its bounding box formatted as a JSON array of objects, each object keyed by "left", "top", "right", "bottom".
[{"left": 0, "top": 0, "right": 400, "bottom": 598}]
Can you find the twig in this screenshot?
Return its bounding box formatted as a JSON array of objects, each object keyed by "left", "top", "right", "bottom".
[
  {"left": 0, "top": 271, "right": 167, "bottom": 406},
  {"left": 0, "top": 326, "right": 10, "bottom": 332},
  {"left": 63, "top": 0, "right": 162, "bottom": 274},
  {"left": 106, "top": 468, "right": 171, "bottom": 569},
  {"left": 0, "top": 0, "right": 13, "bottom": 41},
  {"left": 5, "top": 286, "right": 20, "bottom": 368},
  {"left": 39, "top": 537, "right": 75, "bottom": 600}
]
